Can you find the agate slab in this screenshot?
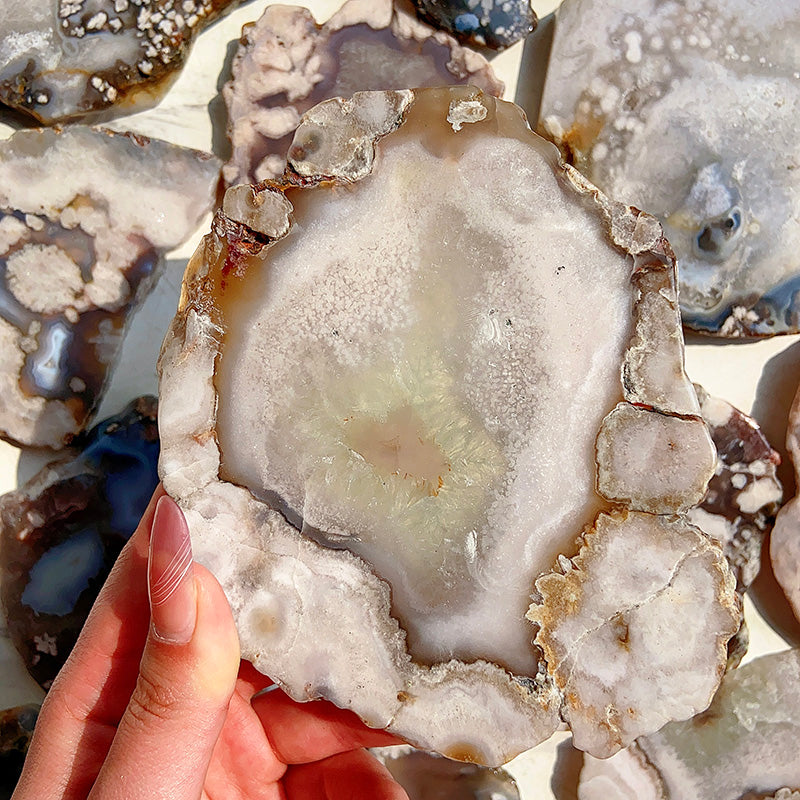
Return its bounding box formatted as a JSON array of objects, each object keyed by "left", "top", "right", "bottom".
[
  {"left": 579, "top": 649, "right": 800, "bottom": 800},
  {"left": 222, "top": 0, "right": 503, "bottom": 186},
  {"left": 159, "top": 87, "right": 738, "bottom": 764},
  {"left": 1, "top": 396, "right": 158, "bottom": 689},
  {"left": 771, "top": 382, "right": 800, "bottom": 623},
  {"left": 409, "top": 0, "right": 536, "bottom": 50},
  {"left": 537, "top": 0, "right": 800, "bottom": 336},
  {"left": 0, "top": 126, "right": 218, "bottom": 448},
  {"left": 0, "top": 0, "right": 241, "bottom": 123},
  {"left": 0, "top": 704, "right": 38, "bottom": 799}
]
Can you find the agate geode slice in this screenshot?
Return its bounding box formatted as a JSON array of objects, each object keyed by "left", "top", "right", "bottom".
[
  {"left": 159, "top": 87, "right": 739, "bottom": 763},
  {"left": 0, "top": 126, "right": 219, "bottom": 448},
  {"left": 537, "top": 0, "right": 800, "bottom": 336},
  {"left": 373, "top": 746, "right": 520, "bottom": 799},
  {"left": 0, "top": 0, "right": 241, "bottom": 123},
  {"left": 222, "top": 0, "right": 502, "bottom": 186},
  {"left": 578, "top": 649, "right": 800, "bottom": 800}
]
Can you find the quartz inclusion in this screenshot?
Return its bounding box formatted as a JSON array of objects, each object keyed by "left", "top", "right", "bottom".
[
  {"left": 0, "top": 125, "right": 219, "bottom": 448},
  {"left": 536, "top": 0, "right": 800, "bottom": 336},
  {"left": 159, "top": 87, "right": 739, "bottom": 764},
  {"left": 0, "top": 0, "right": 241, "bottom": 123}
]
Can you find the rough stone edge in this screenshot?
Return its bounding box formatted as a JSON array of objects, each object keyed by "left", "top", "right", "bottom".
[{"left": 528, "top": 510, "right": 739, "bottom": 758}]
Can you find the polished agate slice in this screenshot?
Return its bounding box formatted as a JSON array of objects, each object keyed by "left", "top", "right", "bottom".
[
  {"left": 222, "top": 0, "right": 502, "bottom": 186},
  {"left": 578, "top": 649, "right": 800, "bottom": 800},
  {"left": 0, "top": 0, "right": 241, "bottom": 123},
  {"left": 536, "top": 0, "right": 800, "bottom": 336},
  {"left": 159, "top": 87, "right": 738, "bottom": 763},
  {"left": 691, "top": 386, "right": 782, "bottom": 591},
  {"left": 771, "top": 383, "right": 800, "bottom": 622},
  {"left": 0, "top": 126, "right": 219, "bottom": 448}
]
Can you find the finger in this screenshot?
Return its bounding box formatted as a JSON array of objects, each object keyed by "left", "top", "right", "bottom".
[
  {"left": 283, "top": 749, "right": 410, "bottom": 800},
  {"left": 86, "top": 496, "right": 240, "bottom": 800},
  {"left": 14, "top": 486, "right": 165, "bottom": 799},
  {"left": 252, "top": 689, "right": 404, "bottom": 765}
]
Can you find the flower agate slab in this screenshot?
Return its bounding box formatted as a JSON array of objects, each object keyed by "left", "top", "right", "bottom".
[
  {"left": 0, "top": 126, "right": 219, "bottom": 448},
  {"left": 578, "top": 649, "right": 800, "bottom": 800},
  {"left": 0, "top": 704, "right": 38, "bottom": 798},
  {"left": 691, "top": 386, "right": 782, "bottom": 592},
  {"left": 158, "top": 87, "right": 739, "bottom": 764},
  {"left": 222, "top": 0, "right": 502, "bottom": 186},
  {"left": 537, "top": 0, "right": 800, "bottom": 336},
  {"left": 409, "top": 0, "right": 536, "bottom": 50},
  {"left": 0, "top": 0, "right": 241, "bottom": 123},
  {"left": 0, "top": 397, "right": 158, "bottom": 689}
]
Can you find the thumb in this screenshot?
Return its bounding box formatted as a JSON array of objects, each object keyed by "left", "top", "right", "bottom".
[{"left": 88, "top": 495, "right": 240, "bottom": 800}]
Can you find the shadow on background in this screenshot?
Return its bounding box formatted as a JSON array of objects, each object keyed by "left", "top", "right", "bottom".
[{"left": 515, "top": 13, "right": 555, "bottom": 128}]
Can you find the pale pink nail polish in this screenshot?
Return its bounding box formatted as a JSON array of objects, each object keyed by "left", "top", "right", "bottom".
[{"left": 148, "top": 495, "right": 196, "bottom": 644}]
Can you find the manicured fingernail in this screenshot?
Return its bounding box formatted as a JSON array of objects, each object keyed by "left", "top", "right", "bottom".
[{"left": 148, "top": 495, "right": 196, "bottom": 644}]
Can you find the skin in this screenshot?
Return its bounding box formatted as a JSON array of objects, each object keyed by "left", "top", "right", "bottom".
[{"left": 12, "top": 487, "right": 409, "bottom": 800}]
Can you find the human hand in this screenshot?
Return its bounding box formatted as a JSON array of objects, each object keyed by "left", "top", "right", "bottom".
[{"left": 13, "top": 487, "right": 409, "bottom": 799}]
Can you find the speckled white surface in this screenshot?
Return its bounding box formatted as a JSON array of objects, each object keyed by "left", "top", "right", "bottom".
[{"left": 0, "top": 1, "right": 796, "bottom": 796}]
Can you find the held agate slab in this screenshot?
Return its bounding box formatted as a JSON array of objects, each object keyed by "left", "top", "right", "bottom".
[
  {"left": 0, "top": 126, "right": 219, "bottom": 448},
  {"left": 158, "top": 87, "right": 739, "bottom": 764}
]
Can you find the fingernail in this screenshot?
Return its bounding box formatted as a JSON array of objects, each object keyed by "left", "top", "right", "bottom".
[{"left": 148, "top": 495, "right": 196, "bottom": 644}]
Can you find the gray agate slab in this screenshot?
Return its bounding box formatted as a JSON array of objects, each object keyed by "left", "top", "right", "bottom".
[
  {"left": 159, "top": 86, "right": 739, "bottom": 765},
  {"left": 0, "top": 126, "right": 219, "bottom": 448},
  {"left": 222, "top": 0, "right": 502, "bottom": 187},
  {"left": 536, "top": 0, "right": 800, "bottom": 337}
]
